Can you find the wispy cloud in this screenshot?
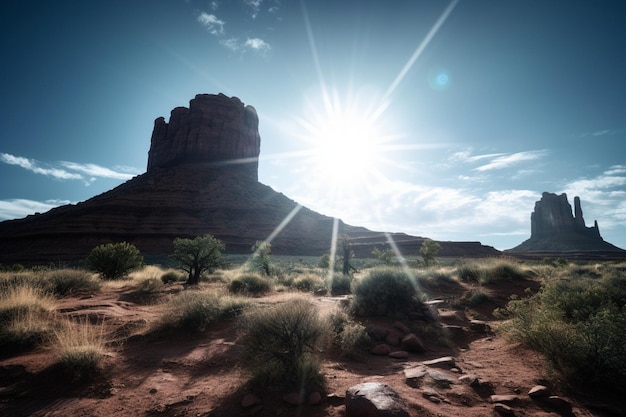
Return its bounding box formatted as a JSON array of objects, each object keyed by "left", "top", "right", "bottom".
[
  {"left": 0, "top": 198, "right": 71, "bottom": 221},
  {"left": 245, "top": 0, "right": 262, "bottom": 19},
  {"left": 220, "top": 37, "right": 271, "bottom": 54},
  {"left": 474, "top": 150, "right": 548, "bottom": 172},
  {"left": 1, "top": 152, "right": 139, "bottom": 184},
  {"left": 197, "top": 12, "right": 225, "bottom": 35}
]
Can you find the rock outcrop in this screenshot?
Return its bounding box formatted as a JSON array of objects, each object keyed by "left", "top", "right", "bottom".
[
  {"left": 0, "top": 93, "right": 501, "bottom": 265},
  {"left": 147, "top": 94, "right": 260, "bottom": 180},
  {"left": 508, "top": 192, "right": 625, "bottom": 257}
]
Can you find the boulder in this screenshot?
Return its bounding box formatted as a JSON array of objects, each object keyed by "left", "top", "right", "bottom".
[{"left": 345, "top": 382, "right": 410, "bottom": 417}]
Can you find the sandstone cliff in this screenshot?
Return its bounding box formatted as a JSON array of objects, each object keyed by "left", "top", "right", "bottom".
[
  {"left": 507, "top": 192, "right": 625, "bottom": 258},
  {"left": 0, "top": 93, "right": 500, "bottom": 265}
]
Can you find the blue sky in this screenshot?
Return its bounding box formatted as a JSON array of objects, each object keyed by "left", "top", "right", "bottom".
[{"left": 1, "top": 0, "right": 625, "bottom": 251}]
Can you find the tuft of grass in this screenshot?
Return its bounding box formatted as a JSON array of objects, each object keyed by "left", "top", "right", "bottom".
[
  {"left": 54, "top": 319, "right": 107, "bottom": 382},
  {"left": 291, "top": 273, "right": 325, "bottom": 292},
  {"left": 158, "top": 290, "right": 250, "bottom": 333},
  {"left": 238, "top": 296, "right": 327, "bottom": 388},
  {"left": 228, "top": 272, "right": 272, "bottom": 295},
  {"left": 0, "top": 309, "right": 56, "bottom": 354},
  {"left": 0, "top": 284, "right": 56, "bottom": 325},
  {"left": 457, "top": 288, "right": 491, "bottom": 307},
  {"left": 416, "top": 268, "right": 460, "bottom": 289},
  {"left": 45, "top": 269, "right": 101, "bottom": 296},
  {"left": 480, "top": 260, "right": 528, "bottom": 284}
]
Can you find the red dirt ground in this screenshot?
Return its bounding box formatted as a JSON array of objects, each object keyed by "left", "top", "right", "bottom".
[{"left": 0, "top": 278, "right": 619, "bottom": 417}]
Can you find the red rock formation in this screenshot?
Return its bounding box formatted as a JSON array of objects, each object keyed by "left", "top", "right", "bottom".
[
  {"left": 508, "top": 192, "right": 624, "bottom": 257},
  {"left": 147, "top": 93, "right": 260, "bottom": 180},
  {"left": 0, "top": 93, "right": 501, "bottom": 265}
]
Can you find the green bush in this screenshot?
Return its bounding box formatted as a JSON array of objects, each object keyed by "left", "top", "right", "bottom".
[
  {"left": 228, "top": 273, "right": 272, "bottom": 295},
  {"left": 480, "top": 261, "right": 527, "bottom": 284},
  {"left": 498, "top": 272, "right": 626, "bottom": 393},
  {"left": 456, "top": 263, "right": 481, "bottom": 283},
  {"left": 161, "top": 291, "right": 249, "bottom": 333},
  {"left": 45, "top": 269, "right": 101, "bottom": 296},
  {"left": 292, "top": 274, "right": 323, "bottom": 292},
  {"left": 329, "top": 272, "right": 352, "bottom": 295},
  {"left": 326, "top": 307, "right": 370, "bottom": 358},
  {"left": 161, "top": 270, "right": 185, "bottom": 284},
  {"left": 352, "top": 267, "right": 425, "bottom": 317},
  {"left": 238, "top": 297, "right": 327, "bottom": 387},
  {"left": 85, "top": 242, "right": 143, "bottom": 280}
]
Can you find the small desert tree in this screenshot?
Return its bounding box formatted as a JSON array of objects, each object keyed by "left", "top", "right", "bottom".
[
  {"left": 419, "top": 239, "right": 441, "bottom": 267},
  {"left": 371, "top": 247, "right": 396, "bottom": 265},
  {"left": 85, "top": 242, "right": 143, "bottom": 280},
  {"left": 250, "top": 241, "right": 272, "bottom": 275},
  {"left": 339, "top": 235, "right": 357, "bottom": 276},
  {"left": 170, "top": 235, "right": 224, "bottom": 285}
]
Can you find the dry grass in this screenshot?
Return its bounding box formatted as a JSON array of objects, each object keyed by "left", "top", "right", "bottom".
[
  {"left": 0, "top": 284, "right": 56, "bottom": 323},
  {"left": 54, "top": 318, "right": 107, "bottom": 381}
]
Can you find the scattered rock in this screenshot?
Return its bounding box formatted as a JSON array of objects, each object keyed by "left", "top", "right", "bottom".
[
  {"left": 308, "top": 391, "right": 323, "bottom": 405},
  {"left": 367, "top": 325, "right": 390, "bottom": 341},
  {"left": 393, "top": 321, "right": 411, "bottom": 334},
  {"left": 327, "top": 393, "right": 344, "bottom": 406},
  {"left": 385, "top": 331, "right": 403, "bottom": 346},
  {"left": 404, "top": 365, "right": 428, "bottom": 387},
  {"left": 242, "top": 393, "right": 262, "bottom": 408},
  {"left": 427, "top": 370, "right": 456, "bottom": 388},
  {"left": 469, "top": 320, "right": 491, "bottom": 333},
  {"left": 389, "top": 350, "right": 409, "bottom": 359},
  {"left": 401, "top": 333, "right": 425, "bottom": 352},
  {"left": 542, "top": 396, "right": 572, "bottom": 414},
  {"left": 422, "top": 356, "right": 456, "bottom": 368},
  {"left": 371, "top": 344, "right": 391, "bottom": 355},
  {"left": 490, "top": 394, "right": 520, "bottom": 405},
  {"left": 458, "top": 374, "right": 480, "bottom": 385},
  {"left": 345, "top": 382, "right": 410, "bottom": 417},
  {"left": 494, "top": 403, "right": 516, "bottom": 416},
  {"left": 421, "top": 388, "right": 443, "bottom": 403},
  {"left": 527, "top": 385, "right": 551, "bottom": 398}
]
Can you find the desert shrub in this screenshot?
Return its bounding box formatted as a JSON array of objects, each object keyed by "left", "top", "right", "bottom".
[
  {"left": 250, "top": 241, "right": 272, "bottom": 275},
  {"left": 480, "top": 261, "right": 527, "bottom": 284},
  {"left": 137, "top": 277, "right": 163, "bottom": 293},
  {"left": 458, "top": 289, "right": 490, "bottom": 307},
  {"left": 419, "top": 239, "right": 441, "bottom": 266},
  {"left": 456, "top": 263, "right": 482, "bottom": 283},
  {"left": 292, "top": 273, "right": 324, "bottom": 292},
  {"left": 318, "top": 253, "right": 330, "bottom": 269},
  {"left": 371, "top": 247, "right": 397, "bottom": 265},
  {"left": 161, "top": 291, "right": 249, "bottom": 333},
  {"left": 54, "top": 319, "right": 106, "bottom": 382},
  {"left": 352, "top": 267, "right": 425, "bottom": 317},
  {"left": 326, "top": 307, "right": 371, "bottom": 358},
  {"left": 45, "top": 269, "right": 101, "bottom": 296},
  {"left": 228, "top": 273, "right": 272, "bottom": 295},
  {"left": 410, "top": 321, "right": 453, "bottom": 348},
  {"left": 416, "top": 269, "right": 459, "bottom": 289},
  {"left": 161, "top": 269, "right": 185, "bottom": 284},
  {"left": 329, "top": 272, "right": 352, "bottom": 295},
  {"left": 498, "top": 273, "right": 626, "bottom": 393},
  {"left": 85, "top": 242, "right": 143, "bottom": 280},
  {"left": 239, "top": 297, "right": 327, "bottom": 387}
]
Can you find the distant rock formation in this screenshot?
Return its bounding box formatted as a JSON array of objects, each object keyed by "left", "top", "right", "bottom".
[
  {"left": 508, "top": 192, "right": 625, "bottom": 257},
  {"left": 147, "top": 93, "right": 260, "bottom": 180},
  {"left": 0, "top": 93, "right": 501, "bottom": 265}
]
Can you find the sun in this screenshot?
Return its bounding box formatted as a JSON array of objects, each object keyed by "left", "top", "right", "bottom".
[{"left": 296, "top": 88, "right": 397, "bottom": 193}]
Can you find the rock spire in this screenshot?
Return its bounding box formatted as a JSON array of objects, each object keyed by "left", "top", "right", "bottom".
[{"left": 147, "top": 93, "right": 261, "bottom": 180}]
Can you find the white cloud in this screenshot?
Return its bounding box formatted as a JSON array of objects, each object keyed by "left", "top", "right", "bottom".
[
  {"left": 210, "top": 1, "right": 219, "bottom": 11},
  {"left": 245, "top": 37, "right": 270, "bottom": 52},
  {"left": 474, "top": 150, "right": 548, "bottom": 172},
  {"left": 197, "top": 12, "right": 225, "bottom": 35},
  {"left": 220, "top": 38, "right": 241, "bottom": 51},
  {"left": 245, "top": 0, "right": 262, "bottom": 18},
  {"left": 0, "top": 198, "right": 71, "bottom": 221},
  {"left": 0, "top": 152, "right": 139, "bottom": 184}
]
